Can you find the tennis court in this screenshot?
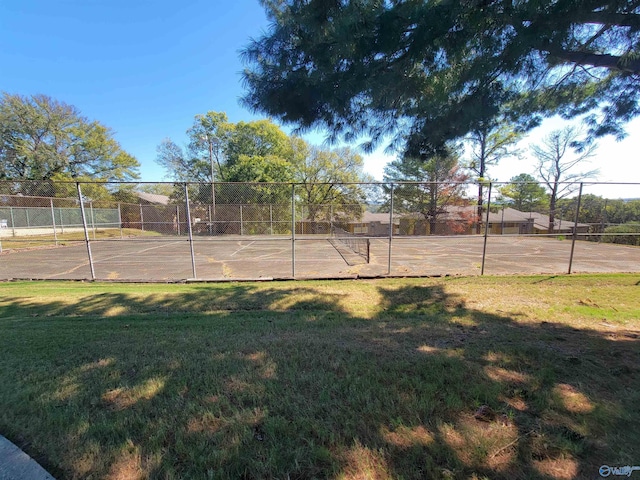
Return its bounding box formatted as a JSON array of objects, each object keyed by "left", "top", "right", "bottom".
[
  {"left": 385, "top": 235, "right": 640, "bottom": 276},
  {"left": 1, "top": 234, "right": 639, "bottom": 281}
]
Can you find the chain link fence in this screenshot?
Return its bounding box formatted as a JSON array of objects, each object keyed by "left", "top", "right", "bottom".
[{"left": 0, "top": 180, "right": 638, "bottom": 281}]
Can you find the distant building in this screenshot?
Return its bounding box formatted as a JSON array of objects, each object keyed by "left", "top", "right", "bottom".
[
  {"left": 125, "top": 191, "right": 175, "bottom": 233},
  {"left": 347, "top": 211, "right": 399, "bottom": 236},
  {"left": 486, "top": 207, "right": 589, "bottom": 235},
  {"left": 344, "top": 206, "right": 589, "bottom": 236},
  {"left": 397, "top": 206, "right": 477, "bottom": 235}
]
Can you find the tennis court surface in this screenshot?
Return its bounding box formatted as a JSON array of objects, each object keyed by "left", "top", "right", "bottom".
[{"left": 1, "top": 234, "right": 639, "bottom": 281}]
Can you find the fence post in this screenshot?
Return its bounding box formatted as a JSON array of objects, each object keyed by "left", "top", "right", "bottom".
[
  {"left": 568, "top": 183, "right": 583, "bottom": 274},
  {"left": 175, "top": 205, "right": 180, "bottom": 235},
  {"left": 59, "top": 208, "right": 64, "bottom": 234},
  {"left": 388, "top": 183, "right": 394, "bottom": 275},
  {"left": 184, "top": 184, "right": 197, "bottom": 279},
  {"left": 118, "top": 203, "right": 123, "bottom": 238},
  {"left": 214, "top": 182, "right": 217, "bottom": 233},
  {"left": 50, "top": 198, "right": 58, "bottom": 245},
  {"left": 208, "top": 205, "right": 212, "bottom": 236},
  {"left": 90, "top": 201, "right": 96, "bottom": 240},
  {"left": 77, "top": 183, "right": 96, "bottom": 280},
  {"left": 10, "top": 207, "right": 15, "bottom": 237},
  {"left": 270, "top": 205, "right": 273, "bottom": 235},
  {"left": 139, "top": 204, "right": 145, "bottom": 232},
  {"left": 291, "top": 184, "right": 296, "bottom": 278},
  {"left": 481, "top": 182, "right": 492, "bottom": 275},
  {"left": 599, "top": 198, "right": 608, "bottom": 243},
  {"left": 240, "top": 205, "right": 244, "bottom": 236}
]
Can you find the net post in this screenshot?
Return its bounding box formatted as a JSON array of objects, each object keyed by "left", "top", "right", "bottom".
[
  {"left": 568, "top": 182, "right": 583, "bottom": 274},
  {"left": 387, "top": 183, "right": 394, "bottom": 275},
  {"left": 184, "top": 183, "right": 197, "bottom": 279},
  {"left": 481, "top": 182, "right": 492, "bottom": 275},
  {"left": 77, "top": 182, "right": 96, "bottom": 280}
]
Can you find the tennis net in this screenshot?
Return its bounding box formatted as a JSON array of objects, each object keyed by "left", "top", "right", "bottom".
[{"left": 329, "top": 225, "right": 370, "bottom": 263}]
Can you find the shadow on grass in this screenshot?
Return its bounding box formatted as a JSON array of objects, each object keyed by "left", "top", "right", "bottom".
[{"left": 0, "top": 281, "right": 639, "bottom": 479}]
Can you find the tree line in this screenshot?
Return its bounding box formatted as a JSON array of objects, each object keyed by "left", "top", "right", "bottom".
[{"left": 2, "top": 92, "right": 638, "bottom": 235}]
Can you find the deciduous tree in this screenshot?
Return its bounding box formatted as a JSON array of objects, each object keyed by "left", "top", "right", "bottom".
[
  {"left": 156, "top": 114, "right": 293, "bottom": 184},
  {"left": 156, "top": 112, "right": 233, "bottom": 184},
  {"left": 498, "top": 174, "right": 549, "bottom": 213},
  {"left": 155, "top": 114, "right": 372, "bottom": 216},
  {"left": 291, "top": 139, "right": 370, "bottom": 225},
  {"left": 533, "top": 127, "right": 599, "bottom": 232},
  {"left": 384, "top": 149, "right": 470, "bottom": 235},
  {"left": 556, "top": 195, "right": 640, "bottom": 227},
  {"left": 0, "top": 93, "right": 139, "bottom": 193},
  {"left": 156, "top": 113, "right": 294, "bottom": 205}
]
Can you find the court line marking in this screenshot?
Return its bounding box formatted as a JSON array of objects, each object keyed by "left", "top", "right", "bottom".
[
  {"left": 50, "top": 260, "right": 91, "bottom": 278},
  {"left": 230, "top": 241, "right": 256, "bottom": 257},
  {"left": 47, "top": 241, "right": 187, "bottom": 277},
  {"left": 5, "top": 236, "right": 640, "bottom": 280},
  {"left": 91, "top": 241, "right": 185, "bottom": 263}
]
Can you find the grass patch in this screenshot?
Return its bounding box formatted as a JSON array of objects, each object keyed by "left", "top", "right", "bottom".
[
  {"left": 0, "top": 274, "right": 639, "bottom": 479},
  {"left": 0, "top": 228, "right": 160, "bottom": 251}
]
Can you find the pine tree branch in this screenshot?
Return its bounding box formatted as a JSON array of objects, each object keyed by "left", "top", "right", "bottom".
[
  {"left": 545, "top": 48, "right": 640, "bottom": 74},
  {"left": 577, "top": 12, "right": 640, "bottom": 28}
]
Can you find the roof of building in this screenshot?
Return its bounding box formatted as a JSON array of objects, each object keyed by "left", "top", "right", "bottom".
[
  {"left": 361, "top": 211, "right": 399, "bottom": 224},
  {"left": 487, "top": 207, "right": 588, "bottom": 230},
  {"left": 352, "top": 206, "right": 588, "bottom": 231},
  {"left": 136, "top": 191, "right": 170, "bottom": 205}
]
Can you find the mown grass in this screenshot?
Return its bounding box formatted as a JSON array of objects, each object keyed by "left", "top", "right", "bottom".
[
  {"left": 0, "top": 274, "right": 638, "bottom": 479},
  {"left": 0, "top": 228, "right": 160, "bottom": 251}
]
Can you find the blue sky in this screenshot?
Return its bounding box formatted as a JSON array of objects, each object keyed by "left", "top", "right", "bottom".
[
  {"left": 2, "top": 0, "right": 639, "bottom": 198},
  {"left": 1, "top": 0, "right": 271, "bottom": 180}
]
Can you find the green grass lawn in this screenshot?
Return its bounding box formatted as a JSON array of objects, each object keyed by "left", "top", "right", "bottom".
[{"left": 0, "top": 275, "right": 638, "bottom": 479}]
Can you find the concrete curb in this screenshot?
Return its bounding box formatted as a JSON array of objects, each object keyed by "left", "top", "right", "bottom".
[{"left": 0, "top": 436, "right": 55, "bottom": 480}]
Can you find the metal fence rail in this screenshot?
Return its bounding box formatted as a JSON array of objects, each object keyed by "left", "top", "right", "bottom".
[{"left": 0, "top": 180, "right": 638, "bottom": 280}]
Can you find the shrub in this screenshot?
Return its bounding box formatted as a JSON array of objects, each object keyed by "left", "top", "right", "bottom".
[{"left": 601, "top": 223, "right": 640, "bottom": 246}]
